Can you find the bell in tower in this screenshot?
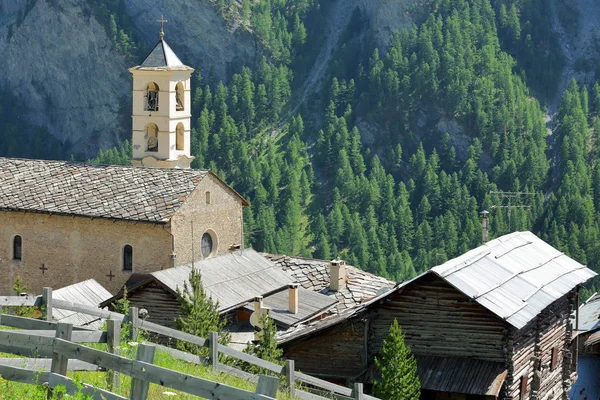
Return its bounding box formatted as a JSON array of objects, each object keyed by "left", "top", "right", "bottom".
[{"left": 129, "top": 16, "right": 195, "bottom": 169}]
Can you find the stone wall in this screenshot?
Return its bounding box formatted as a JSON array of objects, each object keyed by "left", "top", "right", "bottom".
[
  {"left": 0, "top": 211, "right": 172, "bottom": 294},
  {"left": 170, "top": 173, "right": 244, "bottom": 266}
]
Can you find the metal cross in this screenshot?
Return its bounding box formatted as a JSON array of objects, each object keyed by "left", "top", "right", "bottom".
[
  {"left": 157, "top": 15, "right": 168, "bottom": 39},
  {"left": 106, "top": 270, "right": 116, "bottom": 281},
  {"left": 39, "top": 264, "right": 48, "bottom": 274}
]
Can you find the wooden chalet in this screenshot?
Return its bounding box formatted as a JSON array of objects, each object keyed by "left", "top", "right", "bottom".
[
  {"left": 102, "top": 249, "right": 338, "bottom": 342},
  {"left": 279, "top": 232, "right": 597, "bottom": 400},
  {"left": 570, "top": 293, "right": 600, "bottom": 400}
]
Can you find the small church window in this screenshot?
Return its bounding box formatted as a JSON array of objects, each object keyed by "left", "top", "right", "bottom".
[
  {"left": 146, "top": 123, "right": 159, "bottom": 152},
  {"left": 205, "top": 191, "right": 211, "bottom": 204},
  {"left": 201, "top": 232, "right": 213, "bottom": 258},
  {"left": 176, "top": 123, "right": 184, "bottom": 150},
  {"left": 13, "top": 235, "right": 22, "bottom": 260},
  {"left": 123, "top": 245, "right": 133, "bottom": 271},
  {"left": 176, "top": 82, "right": 184, "bottom": 111},
  {"left": 145, "top": 82, "right": 159, "bottom": 111}
]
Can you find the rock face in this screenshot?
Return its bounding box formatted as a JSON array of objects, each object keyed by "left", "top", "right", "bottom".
[
  {"left": 0, "top": 0, "right": 255, "bottom": 157},
  {"left": 358, "top": 0, "right": 414, "bottom": 50}
]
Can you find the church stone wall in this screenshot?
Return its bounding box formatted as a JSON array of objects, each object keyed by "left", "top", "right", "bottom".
[
  {"left": 170, "top": 174, "right": 244, "bottom": 266},
  {"left": 0, "top": 211, "right": 172, "bottom": 295}
]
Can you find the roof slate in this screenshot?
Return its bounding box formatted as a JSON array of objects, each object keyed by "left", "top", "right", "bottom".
[
  {"left": 263, "top": 254, "right": 396, "bottom": 315},
  {"left": 430, "top": 231, "right": 597, "bottom": 329},
  {"left": 134, "top": 39, "right": 192, "bottom": 71},
  {"left": 146, "top": 249, "right": 294, "bottom": 312},
  {"left": 0, "top": 157, "right": 210, "bottom": 222}
]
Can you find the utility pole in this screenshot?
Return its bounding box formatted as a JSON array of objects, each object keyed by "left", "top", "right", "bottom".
[{"left": 489, "top": 191, "right": 536, "bottom": 233}]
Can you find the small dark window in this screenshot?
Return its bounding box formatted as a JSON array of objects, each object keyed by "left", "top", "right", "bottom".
[
  {"left": 201, "top": 232, "right": 213, "bottom": 258},
  {"left": 206, "top": 191, "right": 211, "bottom": 204},
  {"left": 13, "top": 235, "right": 22, "bottom": 260},
  {"left": 123, "top": 245, "right": 133, "bottom": 271},
  {"left": 520, "top": 375, "right": 529, "bottom": 400},
  {"left": 551, "top": 346, "right": 559, "bottom": 371}
]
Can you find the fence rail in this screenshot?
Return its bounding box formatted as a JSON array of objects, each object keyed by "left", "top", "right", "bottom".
[{"left": 0, "top": 287, "right": 379, "bottom": 400}]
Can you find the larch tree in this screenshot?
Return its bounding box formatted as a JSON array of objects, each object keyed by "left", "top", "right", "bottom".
[{"left": 373, "top": 319, "right": 420, "bottom": 400}]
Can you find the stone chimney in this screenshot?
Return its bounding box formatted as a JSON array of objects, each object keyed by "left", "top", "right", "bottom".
[
  {"left": 288, "top": 284, "right": 299, "bottom": 314},
  {"left": 480, "top": 210, "right": 490, "bottom": 244},
  {"left": 254, "top": 296, "right": 264, "bottom": 318},
  {"left": 329, "top": 259, "right": 346, "bottom": 291}
]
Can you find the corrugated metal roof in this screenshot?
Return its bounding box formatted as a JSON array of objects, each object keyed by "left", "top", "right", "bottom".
[
  {"left": 53, "top": 279, "right": 112, "bottom": 330},
  {"left": 576, "top": 293, "right": 600, "bottom": 333},
  {"left": 151, "top": 249, "right": 295, "bottom": 312},
  {"left": 243, "top": 287, "right": 338, "bottom": 328},
  {"left": 416, "top": 355, "right": 506, "bottom": 396},
  {"left": 431, "top": 231, "right": 597, "bottom": 329}
]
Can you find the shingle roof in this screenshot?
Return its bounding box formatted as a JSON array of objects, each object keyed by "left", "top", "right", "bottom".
[
  {"left": 113, "top": 249, "right": 296, "bottom": 313},
  {"left": 576, "top": 293, "right": 600, "bottom": 333},
  {"left": 53, "top": 279, "right": 112, "bottom": 330},
  {"left": 263, "top": 254, "right": 396, "bottom": 315},
  {"left": 133, "top": 39, "right": 193, "bottom": 71},
  {"left": 0, "top": 157, "right": 213, "bottom": 222},
  {"left": 430, "top": 231, "right": 597, "bottom": 329}
]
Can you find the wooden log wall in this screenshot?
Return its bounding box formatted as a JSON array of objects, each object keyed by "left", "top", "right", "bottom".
[
  {"left": 368, "top": 274, "right": 508, "bottom": 363},
  {"left": 282, "top": 319, "right": 367, "bottom": 380},
  {"left": 128, "top": 282, "right": 181, "bottom": 329},
  {"left": 506, "top": 290, "right": 576, "bottom": 400}
]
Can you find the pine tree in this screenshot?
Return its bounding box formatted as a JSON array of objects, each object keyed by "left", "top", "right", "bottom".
[
  {"left": 244, "top": 311, "right": 283, "bottom": 372},
  {"left": 175, "top": 268, "right": 230, "bottom": 355},
  {"left": 373, "top": 319, "right": 420, "bottom": 400}
]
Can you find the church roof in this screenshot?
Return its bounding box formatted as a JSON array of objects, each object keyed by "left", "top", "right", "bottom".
[
  {"left": 133, "top": 39, "right": 193, "bottom": 71},
  {"left": 0, "top": 157, "right": 246, "bottom": 223}
]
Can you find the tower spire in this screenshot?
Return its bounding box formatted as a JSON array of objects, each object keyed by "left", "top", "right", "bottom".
[{"left": 157, "top": 15, "right": 168, "bottom": 39}]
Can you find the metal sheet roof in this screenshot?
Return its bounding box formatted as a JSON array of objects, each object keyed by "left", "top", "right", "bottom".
[
  {"left": 431, "top": 231, "right": 597, "bottom": 329},
  {"left": 576, "top": 293, "right": 600, "bottom": 334},
  {"left": 53, "top": 279, "right": 112, "bottom": 329},
  {"left": 151, "top": 249, "right": 295, "bottom": 312},
  {"left": 416, "top": 355, "right": 507, "bottom": 396},
  {"left": 243, "top": 287, "right": 338, "bottom": 328}
]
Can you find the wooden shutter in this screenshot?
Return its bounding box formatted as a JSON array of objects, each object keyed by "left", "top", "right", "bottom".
[
  {"left": 520, "top": 375, "right": 529, "bottom": 400},
  {"left": 551, "top": 347, "right": 559, "bottom": 370}
]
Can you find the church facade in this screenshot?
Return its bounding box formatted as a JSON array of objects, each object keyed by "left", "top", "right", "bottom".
[{"left": 0, "top": 30, "right": 247, "bottom": 295}]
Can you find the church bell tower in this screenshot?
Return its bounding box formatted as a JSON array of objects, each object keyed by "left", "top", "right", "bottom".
[{"left": 129, "top": 17, "right": 195, "bottom": 169}]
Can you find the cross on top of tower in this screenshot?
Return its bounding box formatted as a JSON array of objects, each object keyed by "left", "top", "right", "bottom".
[{"left": 157, "top": 15, "right": 168, "bottom": 39}]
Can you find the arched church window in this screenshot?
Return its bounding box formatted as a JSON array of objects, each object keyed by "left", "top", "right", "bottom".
[
  {"left": 175, "top": 82, "right": 184, "bottom": 111},
  {"left": 123, "top": 245, "right": 133, "bottom": 271},
  {"left": 146, "top": 123, "right": 159, "bottom": 152},
  {"left": 201, "top": 232, "right": 214, "bottom": 258},
  {"left": 13, "top": 235, "right": 22, "bottom": 260},
  {"left": 145, "top": 82, "right": 159, "bottom": 111},
  {"left": 176, "top": 123, "right": 184, "bottom": 150}
]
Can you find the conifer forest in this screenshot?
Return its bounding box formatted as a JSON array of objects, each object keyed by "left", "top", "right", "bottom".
[{"left": 3, "top": 0, "right": 600, "bottom": 295}]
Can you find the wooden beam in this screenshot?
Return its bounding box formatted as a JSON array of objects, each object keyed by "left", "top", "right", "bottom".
[
  {"left": 130, "top": 343, "right": 155, "bottom": 400},
  {"left": 255, "top": 375, "right": 279, "bottom": 398}
]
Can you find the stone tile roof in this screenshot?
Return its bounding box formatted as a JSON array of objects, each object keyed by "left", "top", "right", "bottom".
[
  {"left": 263, "top": 254, "right": 396, "bottom": 315},
  {"left": 0, "top": 157, "right": 209, "bottom": 223},
  {"left": 133, "top": 39, "right": 193, "bottom": 71}
]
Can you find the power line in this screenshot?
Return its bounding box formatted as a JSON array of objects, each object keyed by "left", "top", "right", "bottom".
[{"left": 489, "top": 191, "right": 536, "bottom": 232}]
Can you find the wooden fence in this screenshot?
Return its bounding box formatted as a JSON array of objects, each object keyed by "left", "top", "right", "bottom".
[{"left": 0, "top": 288, "right": 378, "bottom": 400}]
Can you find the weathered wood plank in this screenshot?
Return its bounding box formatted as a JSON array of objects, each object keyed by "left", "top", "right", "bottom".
[
  {"left": 0, "top": 363, "right": 50, "bottom": 384},
  {"left": 217, "top": 364, "right": 259, "bottom": 383},
  {"left": 52, "top": 299, "right": 125, "bottom": 322},
  {"left": 295, "top": 371, "right": 353, "bottom": 396},
  {"left": 106, "top": 319, "right": 120, "bottom": 391},
  {"left": 218, "top": 344, "right": 285, "bottom": 374},
  {"left": 150, "top": 342, "right": 208, "bottom": 366},
  {"left": 130, "top": 343, "right": 155, "bottom": 400},
  {"left": 7, "top": 330, "right": 106, "bottom": 343},
  {"left": 0, "top": 296, "right": 41, "bottom": 307},
  {"left": 0, "top": 358, "right": 98, "bottom": 371},
  {"left": 256, "top": 375, "right": 279, "bottom": 397},
  {"left": 134, "top": 319, "right": 208, "bottom": 347},
  {"left": 51, "top": 323, "right": 72, "bottom": 376},
  {"left": 43, "top": 287, "right": 52, "bottom": 321}
]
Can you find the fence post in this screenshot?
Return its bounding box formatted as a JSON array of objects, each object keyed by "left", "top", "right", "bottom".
[
  {"left": 285, "top": 359, "right": 295, "bottom": 395},
  {"left": 208, "top": 332, "right": 219, "bottom": 371},
  {"left": 256, "top": 374, "right": 279, "bottom": 398},
  {"left": 129, "top": 306, "right": 139, "bottom": 341},
  {"left": 0, "top": 305, "right": 2, "bottom": 326},
  {"left": 106, "top": 319, "right": 121, "bottom": 391},
  {"left": 50, "top": 322, "right": 72, "bottom": 377},
  {"left": 130, "top": 343, "right": 156, "bottom": 400},
  {"left": 42, "top": 287, "right": 53, "bottom": 321},
  {"left": 352, "top": 382, "right": 364, "bottom": 400}
]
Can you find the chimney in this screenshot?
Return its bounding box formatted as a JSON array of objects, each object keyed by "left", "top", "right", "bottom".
[
  {"left": 329, "top": 259, "right": 346, "bottom": 291},
  {"left": 288, "top": 284, "right": 299, "bottom": 314},
  {"left": 480, "top": 210, "right": 490, "bottom": 244},
  {"left": 229, "top": 243, "right": 242, "bottom": 252},
  {"left": 254, "top": 296, "right": 264, "bottom": 317}
]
